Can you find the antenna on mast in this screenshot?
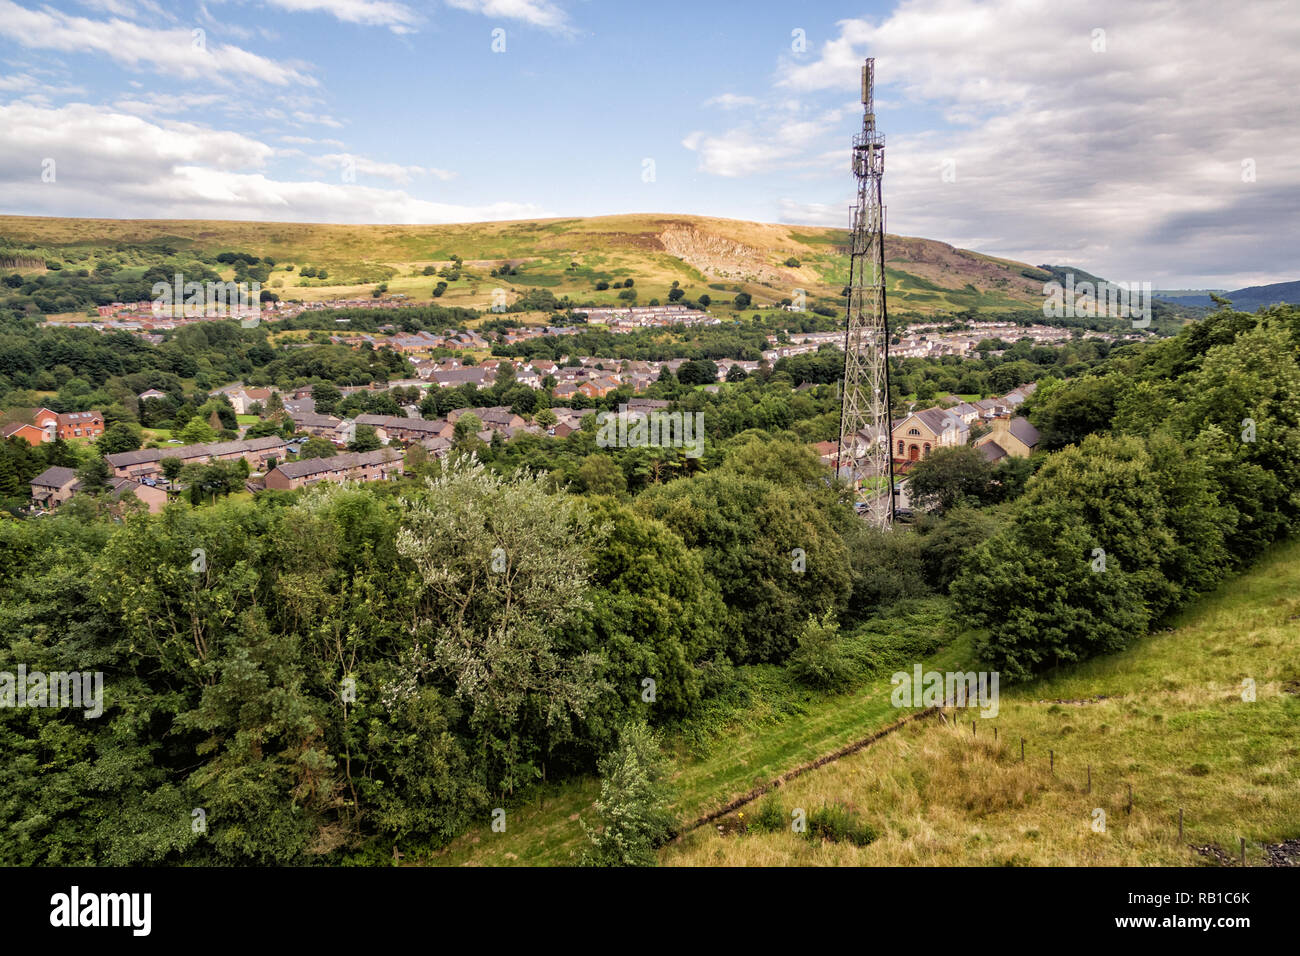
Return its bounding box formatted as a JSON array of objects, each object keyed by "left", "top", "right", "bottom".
[{"left": 837, "top": 57, "right": 895, "bottom": 528}]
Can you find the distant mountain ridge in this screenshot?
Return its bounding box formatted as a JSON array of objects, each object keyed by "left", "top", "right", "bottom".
[{"left": 1156, "top": 279, "right": 1300, "bottom": 311}]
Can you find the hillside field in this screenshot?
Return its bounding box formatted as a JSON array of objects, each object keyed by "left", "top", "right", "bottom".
[
  {"left": 0, "top": 213, "right": 1049, "bottom": 315},
  {"left": 667, "top": 537, "right": 1300, "bottom": 866}
]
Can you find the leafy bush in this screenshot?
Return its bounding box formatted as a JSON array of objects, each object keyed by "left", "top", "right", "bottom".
[
  {"left": 748, "top": 796, "right": 787, "bottom": 834},
  {"left": 788, "top": 612, "right": 857, "bottom": 690},
  {"left": 807, "top": 802, "right": 877, "bottom": 847}
]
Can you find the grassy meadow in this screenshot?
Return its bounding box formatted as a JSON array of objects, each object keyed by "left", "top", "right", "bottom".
[
  {"left": 666, "top": 537, "right": 1300, "bottom": 866},
  {"left": 1, "top": 213, "right": 1047, "bottom": 315}
]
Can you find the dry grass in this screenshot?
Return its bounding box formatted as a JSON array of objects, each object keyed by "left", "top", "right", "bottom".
[
  {"left": 0, "top": 212, "right": 1044, "bottom": 313},
  {"left": 666, "top": 538, "right": 1300, "bottom": 866}
]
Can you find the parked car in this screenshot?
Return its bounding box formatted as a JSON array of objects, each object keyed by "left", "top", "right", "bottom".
[{"left": 894, "top": 507, "right": 915, "bottom": 522}]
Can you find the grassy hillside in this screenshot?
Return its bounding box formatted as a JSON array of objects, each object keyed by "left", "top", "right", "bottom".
[
  {"left": 666, "top": 536, "right": 1300, "bottom": 867},
  {"left": 0, "top": 212, "right": 1048, "bottom": 315},
  {"left": 423, "top": 600, "right": 968, "bottom": 866}
]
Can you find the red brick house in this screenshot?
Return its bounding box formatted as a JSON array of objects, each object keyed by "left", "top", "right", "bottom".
[
  {"left": 33, "top": 408, "right": 105, "bottom": 440},
  {"left": 2, "top": 422, "right": 48, "bottom": 445}
]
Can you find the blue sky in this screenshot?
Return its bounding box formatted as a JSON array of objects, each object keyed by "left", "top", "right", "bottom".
[{"left": 0, "top": 0, "right": 1297, "bottom": 288}]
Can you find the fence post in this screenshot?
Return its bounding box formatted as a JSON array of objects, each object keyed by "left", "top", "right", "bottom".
[
  {"left": 1087, "top": 765, "right": 1091, "bottom": 794},
  {"left": 1179, "top": 808, "right": 1183, "bottom": 842},
  {"left": 1050, "top": 750, "right": 1054, "bottom": 774},
  {"left": 1020, "top": 737, "right": 1025, "bottom": 762},
  {"left": 1126, "top": 784, "right": 1133, "bottom": 815},
  {"left": 1240, "top": 838, "right": 1246, "bottom": 866}
]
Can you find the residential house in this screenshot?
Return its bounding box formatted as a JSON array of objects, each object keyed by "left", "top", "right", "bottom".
[
  {"left": 106, "top": 477, "right": 167, "bottom": 513},
  {"left": 549, "top": 407, "right": 595, "bottom": 438},
  {"left": 264, "top": 448, "right": 405, "bottom": 490},
  {"left": 2, "top": 422, "right": 48, "bottom": 445},
  {"left": 30, "top": 466, "right": 80, "bottom": 508},
  {"left": 353, "top": 414, "right": 451, "bottom": 444},
  {"left": 891, "top": 407, "right": 970, "bottom": 463},
  {"left": 446, "top": 406, "right": 525, "bottom": 434},
  {"left": 290, "top": 410, "right": 352, "bottom": 445},
  {"left": 228, "top": 387, "right": 273, "bottom": 415},
  {"left": 106, "top": 435, "right": 291, "bottom": 479},
  {"left": 1001, "top": 383, "right": 1038, "bottom": 407},
  {"left": 417, "top": 435, "right": 454, "bottom": 459},
  {"left": 974, "top": 415, "right": 1041, "bottom": 460},
  {"left": 431, "top": 366, "right": 496, "bottom": 389},
  {"left": 282, "top": 397, "right": 316, "bottom": 416},
  {"left": 34, "top": 408, "right": 105, "bottom": 440}
]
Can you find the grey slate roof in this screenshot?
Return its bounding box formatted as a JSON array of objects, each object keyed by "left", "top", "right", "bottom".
[
  {"left": 106, "top": 435, "right": 289, "bottom": 468},
  {"left": 1008, "top": 416, "right": 1041, "bottom": 447},
  {"left": 31, "top": 465, "right": 79, "bottom": 488},
  {"left": 272, "top": 448, "right": 400, "bottom": 480}
]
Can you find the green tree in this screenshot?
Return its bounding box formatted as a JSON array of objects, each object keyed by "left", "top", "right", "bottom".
[
  {"left": 577, "top": 454, "right": 627, "bottom": 496},
  {"left": 177, "top": 418, "right": 216, "bottom": 445},
  {"left": 348, "top": 425, "right": 382, "bottom": 452},
  {"left": 396, "top": 457, "right": 605, "bottom": 795},
  {"left": 300, "top": 436, "right": 337, "bottom": 459},
  {"left": 452, "top": 413, "right": 484, "bottom": 452},
  {"left": 76, "top": 455, "right": 110, "bottom": 491},
  {"left": 581, "top": 721, "right": 676, "bottom": 867},
  {"left": 96, "top": 422, "right": 141, "bottom": 456},
  {"left": 639, "top": 469, "right": 850, "bottom": 663},
  {"left": 906, "top": 445, "right": 994, "bottom": 512}
]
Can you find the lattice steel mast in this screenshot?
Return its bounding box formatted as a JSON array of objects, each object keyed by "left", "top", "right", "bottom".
[{"left": 837, "top": 57, "right": 894, "bottom": 528}]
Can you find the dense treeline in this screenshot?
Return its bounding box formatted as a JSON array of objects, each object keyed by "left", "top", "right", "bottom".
[
  {"left": 953, "top": 305, "right": 1300, "bottom": 678},
  {"left": 0, "top": 314, "right": 411, "bottom": 412},
  {"left": 5, "top": 301, "right": 1295, "bottom": 865},
  {"left": 0, "top": 430, "right": 895, "bottom": 864}
]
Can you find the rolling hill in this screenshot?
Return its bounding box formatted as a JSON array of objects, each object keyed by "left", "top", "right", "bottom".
[
  {"left": 1157, "top": 280, "right": 1300, "bottom": 312},
  {"left": 0, "top": 213, "right": 1056, "bottom": 316}
]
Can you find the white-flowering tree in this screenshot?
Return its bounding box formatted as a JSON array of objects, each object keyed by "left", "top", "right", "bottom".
[{"left": 397, "top": 455, "right": 605, "bottom": 796}]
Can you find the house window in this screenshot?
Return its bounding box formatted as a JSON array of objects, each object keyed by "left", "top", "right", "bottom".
[
  {"left": 908, "top": 428, "right": 921, "bottom": 436},
  {"left": 923, "top": 443, "right": 931, "bottom": 455},
  {"left": 897, "top": 439, "right": 905, "bottom": 455}
]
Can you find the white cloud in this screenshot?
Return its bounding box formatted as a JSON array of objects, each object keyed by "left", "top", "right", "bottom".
[
  {"left": 704, "top": 93, "right": 758, "bottom": 109},
  {"left": 311, "top": 153, "right": 456, "bottom": 184},
  {"left": 0, "top": 101, "right": 540, "bottom": 224},
  {"left": 292, "top": 110, "right": 345, "bottom": 128},
  {"left": 0, "top": 0, "right": 315, "bottom": 86},
  {"left": 739, "top": 0, "right": 1300, "bottom": 286},
  {"left": 0, "top": 73, "right": 38, "bottom": 92},
  {"left": 280, "top": 134, "right": 346, "bottom": 148},
  {"left": 444, "top": 0, "right": 571, "bottom": 33},
  {"left": 265, "top": 0, "right": 422, "bottom": 34},
  {"left": 112, "top": 92, "right": 233, "bottom": 116},
  {"left": 682, "top": 104, "right": 850, "bottom": 178}
]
